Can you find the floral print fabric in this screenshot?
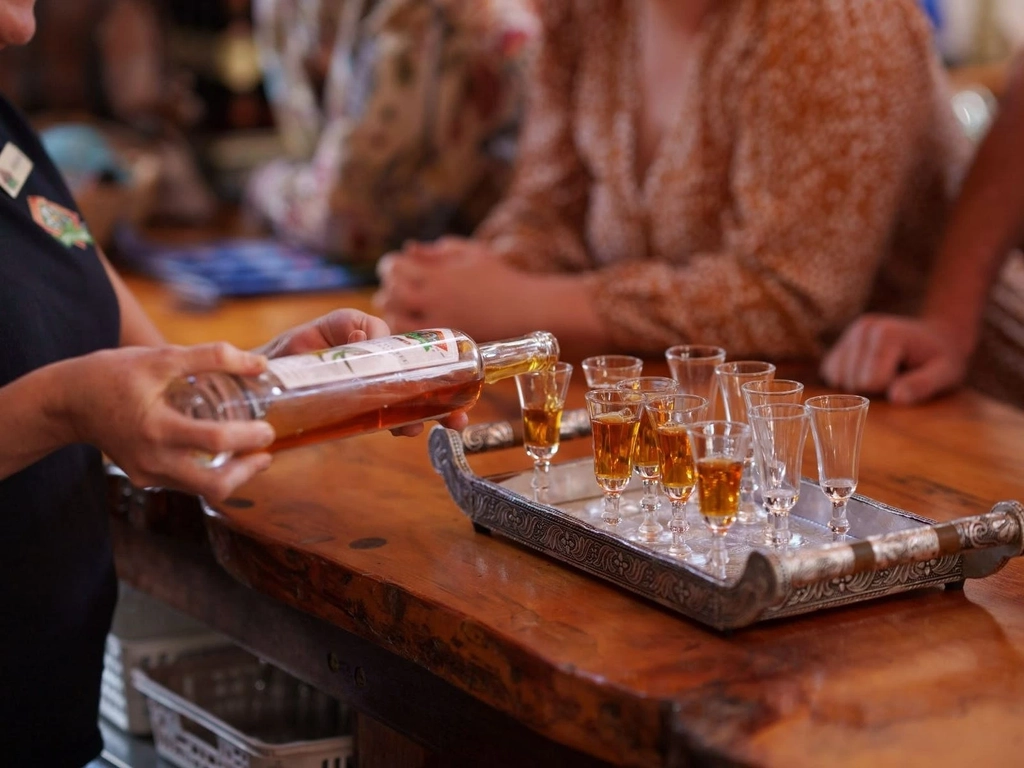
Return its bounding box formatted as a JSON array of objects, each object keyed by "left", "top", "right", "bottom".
[
  {"left": 476, "top": 0, "right": 971, "bottom": 359},
  {"left": 248, "top": 0, "right": 537, "bottom": 264}
]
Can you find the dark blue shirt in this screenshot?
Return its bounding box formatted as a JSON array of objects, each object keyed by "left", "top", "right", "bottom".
[{"left": 0, "top": 96, "right": 121, "bottom": 766}]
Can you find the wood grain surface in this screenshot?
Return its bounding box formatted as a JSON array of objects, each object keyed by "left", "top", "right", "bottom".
[{"left": 118, "top": 274, "right": 1024, "bottom": 767}]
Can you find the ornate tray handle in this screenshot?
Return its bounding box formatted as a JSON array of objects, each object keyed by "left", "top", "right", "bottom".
[
  {"left": 429, "top": 426, "right": 1024, "bottom": 630},
  {"left": 774, "top": 502, "right": 1024, "bottom": 590},
  {"left": 458, "top": 408, "right": 592, "bottom": 453}
]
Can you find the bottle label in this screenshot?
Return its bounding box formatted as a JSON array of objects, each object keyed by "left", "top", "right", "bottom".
[{"left": 268, "top": 329, "right": 460, "bottom": 389}]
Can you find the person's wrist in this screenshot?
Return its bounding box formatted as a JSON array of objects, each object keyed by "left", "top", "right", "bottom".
[
  {"left": 37, "top": 355, "right": 89, "bottom": 447},
  {"left": 919, "top": 311, "right": 979, "bottom": 361}
]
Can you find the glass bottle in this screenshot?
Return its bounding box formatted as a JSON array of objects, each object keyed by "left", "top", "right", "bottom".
[{"left": 166, "top": 329, "right": 559, "bottom": 464}]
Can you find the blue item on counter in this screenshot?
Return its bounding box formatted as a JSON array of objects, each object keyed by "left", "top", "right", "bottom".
[{"left": 114, "top": 225, "right": 376, "bottom": 308}]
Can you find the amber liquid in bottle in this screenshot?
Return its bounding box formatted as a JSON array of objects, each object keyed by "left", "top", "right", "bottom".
[{"left": 167, "top": 329, "right": 559, "bottom": 459}]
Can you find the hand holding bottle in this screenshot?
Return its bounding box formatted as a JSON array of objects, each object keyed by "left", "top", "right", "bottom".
[
  {"left": 255, "top": 308, "right": 394, "bottom": 359},
  {"left": 60, "top": 343, "right": 277, "bottom": 501},
  {"left": 167, "top": 328, "right": 559, "bottom": 456}
]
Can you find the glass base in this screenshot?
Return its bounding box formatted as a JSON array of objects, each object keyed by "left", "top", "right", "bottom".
[
  {"left": 628, "top": 519, "right": 666, "bottom": 545},
  {"left": 586, "top": 498, "right": 640, "bottom": 518},
  {"left": 735, "top": 502, "right": 767, "bottom": 526},
  {"left": 667, "top": 540, "right": 708, "bottom": 566},
  {"left": 745, "top": 514, "right": 806, "bottom": 550}
]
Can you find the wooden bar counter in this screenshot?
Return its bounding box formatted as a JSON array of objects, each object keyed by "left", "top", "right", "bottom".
[{"left": 114, "top": 274, "right": 1024, "bottom": 768}]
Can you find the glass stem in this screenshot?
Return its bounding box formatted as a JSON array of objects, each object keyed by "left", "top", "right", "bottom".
[
  {"left": 829, "top": 500, "right": 850, "bottom": 538},
  {"left": 771, "top": 509, "right": 791, "bottom": 549},
  {"left": 669, "top": 500, "right": 688, "bottom": 534},
  {"left": 737, "top": 454, "right": 758, "bottom": 525},
  {"left": 602, "top": 494, "right": 622, "bottom": 526},
  {"left": 532, "top": 460, "right": 551, "bottom": 491},
  {"left": 668, "top": 501, "right": 690, "bottom": 556},
  {"left": 640, "top": 477, "right": 657, "bottom": 514},
  {"left": 638, "top": 512, "right": 661, "bottom": 541},
  {"left": 760, "top": 501, "right": 773, "bottom": 545},
  {"left": 710, "top": 532, "right": 729, "bottom": 578}
]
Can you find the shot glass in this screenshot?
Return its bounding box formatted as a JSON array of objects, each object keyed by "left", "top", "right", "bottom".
[
  {"left": 644, "top": 393, "right": 708, "bottom": 558},
  {"left": 714, "top": 361, "right": 776, "bottom": 526},
  {"left": 686, "top": 420, "right": 751, "bottom": 579},
  {"left": 805, "top": 394, "right": 870, "bottom": 540},
  {"left": 741, "top": 379, "right": 805, "bottom": 411},
  {"left": 748, "top": 403, "right": 809, "bottom": 549},
  {"left": 581, "top": 355, "right": 644, "bottom": 389},
  {"left": 585, "top": 389, "right": 645, "bottom": 527},
  {"left": 665, "top": 345, "right": 726, "bottom": 416},
  {"left": 617, "top": 377, "right": 680, "bottom": 521},
  {"left": 581, "top": 355, "right": 645, "bottom": 516},
  {"left": 515, "top": 362, "right": 573, "bottom": 497}
]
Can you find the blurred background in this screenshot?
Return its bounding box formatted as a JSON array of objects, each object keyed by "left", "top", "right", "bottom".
[{"left": 0, "top": 0, "right": 1018, "bottom": 270}]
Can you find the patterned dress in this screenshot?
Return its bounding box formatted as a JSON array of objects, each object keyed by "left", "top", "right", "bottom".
[
  {"left": 476, "top": 0, "right": 971, "bottom": 360},
  {"left": 248, "top": 0, "right": 538, "bottom": 264}
]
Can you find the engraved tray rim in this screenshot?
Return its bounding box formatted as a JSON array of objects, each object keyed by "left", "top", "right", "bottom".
[{"left": 429, "top": 427, "right": 1024, "bottom": 631}]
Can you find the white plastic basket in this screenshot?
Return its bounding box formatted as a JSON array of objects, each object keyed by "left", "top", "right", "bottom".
[
  {"left": 132, "top": 646, "right": 353, "bottom": 768},
  {"left": 101, "top": 585, "right": 231, "bottom": 735}
]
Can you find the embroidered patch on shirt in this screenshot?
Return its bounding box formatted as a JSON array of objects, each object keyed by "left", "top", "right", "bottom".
[
  {"left": 0, "top": 141, "right": 33, "bottom": 198},
  {"left": 28, "top": 195, "right": 94, "bottom": 249}
]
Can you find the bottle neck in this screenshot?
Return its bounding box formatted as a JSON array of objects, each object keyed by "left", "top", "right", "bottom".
[{"left": 479, "top": 331, "right": 560, "bottom": 384}]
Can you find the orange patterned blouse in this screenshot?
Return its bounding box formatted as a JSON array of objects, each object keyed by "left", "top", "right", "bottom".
[{"left": 476, "top": 0, "right": 971, "bottom": 359}]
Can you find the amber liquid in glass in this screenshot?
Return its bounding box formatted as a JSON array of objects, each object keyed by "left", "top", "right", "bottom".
[
  {"left": 696, "top": 457, "right": 743, "bottom": 532},
  {"left": 591, "top": 412, "right": 638, "bottom": 491},
  {"left": 633, "top": 417, "right": 661, "bottom": 477},
  {"left": 522, "top": 405, "right": 563, "bottom": 454},
  {"left": 656, "top": 423, "right": 696, "bottom": 500}
]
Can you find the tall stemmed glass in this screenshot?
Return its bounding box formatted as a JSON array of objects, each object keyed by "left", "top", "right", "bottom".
[
  {"left": 748, "top": 403, "right": 809, "bottom": 549},
  {"left": 741, "top": 379, "right": 805, "bottom": 411},
  {"left": 741, "top": 378, "right": 805, "bottom": 543},
  {"left": 617, "top": 377, "right": 680, "bottom": 528},
  {"left": 581, "top": 355, "right": 644, "bottom": 389},
  {"left": 805, "top": 394, "right": 870, "bottom": 540},
  {"left": 585, "top": 389, "right": 645, "bottom": 527},
  {"left": 581, "top": 355, "right": 643, "bottom": 516},
  {"left": 514, "top": 362, "right": 573, "bottom": 498},
  {"left": 665, "top": 345, "right": 726, "bottom": 416},
  {"left": 714, "top": 361, "right": 776, "bottom": 526},
  {"left": 644, "top": 394, "right": 708, "bottom": 557},
  {"left": 686, "top": 421, "right": 751, "bottom": 579}
]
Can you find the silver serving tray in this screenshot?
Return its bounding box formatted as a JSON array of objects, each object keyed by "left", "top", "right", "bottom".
[{"left": 429, "top": 426, "right": 1024, "bottom": 630}]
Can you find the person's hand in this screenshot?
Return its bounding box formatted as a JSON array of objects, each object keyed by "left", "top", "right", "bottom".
[
  {"left": 256, "top": 308, "right": 393, "bottom": 358},
  {"left": 820, "top": 314, "right": 971, "bottom": 405},
  {"left": 373, "top": 237, "right": 536, "bottom": 339},
  {"left": 62, "top": 343, "right": 277, "bottom": 501}
]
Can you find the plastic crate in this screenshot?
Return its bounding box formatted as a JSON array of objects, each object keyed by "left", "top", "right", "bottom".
[
  {"left": 101, "top": 585, "right": 232, "bottom": 735},
  {"left": 132, "top": 646, "right": 353, "bottom": 768}
]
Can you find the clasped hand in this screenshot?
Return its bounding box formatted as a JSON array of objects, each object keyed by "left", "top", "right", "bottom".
[{"left": 373, "top": 237, "right": 536, "bottom": 339}]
